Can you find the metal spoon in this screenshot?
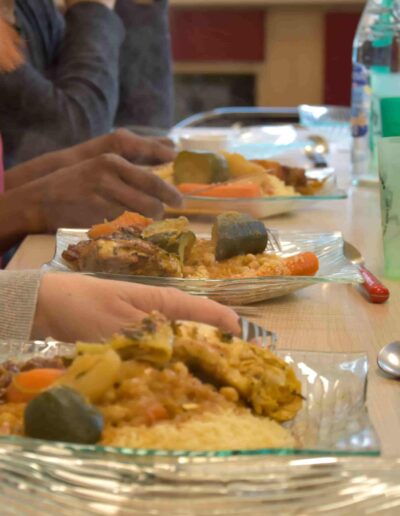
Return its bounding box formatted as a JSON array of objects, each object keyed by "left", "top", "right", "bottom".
[
  {"left": 377, "top": 341, "right": 400, "bottom": 378},
  {"left": 343, "top": 241, "right": 390, "bottom": 303},
  {"left": 304, "top": 135, "right": 329, "bottom": 168}
]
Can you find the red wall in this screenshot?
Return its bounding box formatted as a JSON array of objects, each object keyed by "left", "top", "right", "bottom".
[
  {"left": 170, "top": 9, "right": 265, "bottom": 62},
  {"left": 170, "top": 9, "right": 362, "bottom": 106},
  {"left": 324, "top": 12, "right": 361, "bottom": 106}
]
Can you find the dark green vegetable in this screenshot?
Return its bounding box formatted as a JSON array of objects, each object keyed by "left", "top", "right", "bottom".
[
  {"left": 143, "top": 217, "right": 196, "bottom": 263},
  {"left": 173, "top": 151, "right": 230, "bottom": 185},
  {"left": 24, "top": 386, "right": 104, "bottom": 444},
  {"left": 147, "top": 231, "right": 196, "bottom": 263},
  {"left": 212, "top": 211, "right": 268, "bottom": 261}
]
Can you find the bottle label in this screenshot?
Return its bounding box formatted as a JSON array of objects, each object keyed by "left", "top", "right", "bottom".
[{"left": 351, "top": 63, "right": 370, "bottom": 138}]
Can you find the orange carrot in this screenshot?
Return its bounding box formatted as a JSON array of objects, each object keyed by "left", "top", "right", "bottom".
[
  {"left": 177, "top": 182, "right": 263, "bottom": 198},
  {"left": 284, "top": 252, "right": 319, "bottom": 276},
  {"left": 88, "top": 211, "right": 153, "bottom": 239},
  {"left": 6, "top": 369, "right": 65, "bottom": 403}
]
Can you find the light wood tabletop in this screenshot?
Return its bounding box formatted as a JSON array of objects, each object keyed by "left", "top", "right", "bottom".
[{"left": 7, "top": 148, "right": 400, "bottom": 458}]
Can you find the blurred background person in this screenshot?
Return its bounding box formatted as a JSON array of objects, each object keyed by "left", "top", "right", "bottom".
[{"left": 0, "top": 0, "right": 173, "bottom": 165}]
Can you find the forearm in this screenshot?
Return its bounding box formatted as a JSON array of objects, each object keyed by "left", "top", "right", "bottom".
[
  {"left": 5, "top": 142, "right": 92, "bottom": 190},
  {"left": 115, "top": 0, "right": 173, "bottom": 128},
  {"left": 5, "top": 130, "right": 175, "bottom": 191},
  {"left": 4, "top": 132, "right": 140, "bottom": 191},
  {"left": 0, "top": 270, "right": 42, "bottom": 340},
  {"left": 0, "top": 186, "right": 43, "bottom": 250},
  {"left": 55, "top": 3, "right": 125, "bottom": 133}
]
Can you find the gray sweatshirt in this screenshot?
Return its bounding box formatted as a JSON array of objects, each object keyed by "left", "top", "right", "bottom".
[
  {"left": 0, "top": 270, "right": 42, "bottom": 340},
  {"left": 1, "top": 0, "right": 173, "bottom": 166}
]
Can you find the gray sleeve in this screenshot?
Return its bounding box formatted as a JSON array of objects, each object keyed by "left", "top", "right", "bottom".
[
  {"left": 115, "top": 0, "right": 173, "bottom": 130},
  {"left": 0, "top": 270, "right": 42, "bottom": 340},
  {"left": 1, "top": 4, "right": 125, "bottom": 163}
]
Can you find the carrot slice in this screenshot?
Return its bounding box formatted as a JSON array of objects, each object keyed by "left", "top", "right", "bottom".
[
  {"left": 88, "top": 211, "right": 153, "bottom": 239},
  {"left": 284, "top": 252, "right": 319, "bottom": 276},
  {"left": 6, "top": 368, "right": 65, "bottom": 403},
  {"left": 177, "top": 182, "right": 263, "bottom": 198}
]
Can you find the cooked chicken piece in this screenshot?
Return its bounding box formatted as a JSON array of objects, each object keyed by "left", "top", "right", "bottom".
[
  {"left": 172, "top": 321, "right": 302, "bottom": 422},
  {"left": 62, "top": 235, "right": 183, "bottom": 277},
  {"left": 109, "top": 312, "right": 174, "bottom": 365},
  {"left": 251, "top": 160, "right": 308, "bottom": 192},
  {"left": 86, "top": 314, "right": 302, "bottom": 422}
]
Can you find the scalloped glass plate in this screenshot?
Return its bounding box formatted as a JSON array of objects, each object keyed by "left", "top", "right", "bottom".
[
  {"left": 0, "top": 336, "right": 381, "bottom": 515},
  {"left": 165, "top": 185, "right": 347, "bottom": 220},
  {"left": 0, "top": 452, "right": 400, "bottom": 516},
  {"left": 0, "top": 452, "right": 397, "bottom": 515},
  {"left": 0, "top": 337, "right": 379, "bottom": 458},
  {"left": 45, "top": 229, "right": 362, "bottom": 305},
  {"left": 168, "top": 126, "right": 347, "bottom": 219}
]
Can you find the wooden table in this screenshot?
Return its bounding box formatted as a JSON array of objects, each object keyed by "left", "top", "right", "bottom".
[{"left": 7, "top": 150, "right": 400, "bottom": 458}]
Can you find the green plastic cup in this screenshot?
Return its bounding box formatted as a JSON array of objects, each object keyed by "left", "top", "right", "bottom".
[{"left": 377, "top": 137, "right": 400, "bottom": 279}]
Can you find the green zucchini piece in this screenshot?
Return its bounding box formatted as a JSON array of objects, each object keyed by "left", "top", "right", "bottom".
[
  {"left": 146, "top": 230, "right": 196, "bottom": 263},
  {"left": 24, "top": 386, "right": 104, "bottom": 444},
  {"left": 212, "top": 211, "right": 268, "bottom": 261},
  {"left": 173, "top": 151, "right": 230, "bottom": 185},
  {"left": 143, "top": 217, "right": 195, "bottom": 263}
]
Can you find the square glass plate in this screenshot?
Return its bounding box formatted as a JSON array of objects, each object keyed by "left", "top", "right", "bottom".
[
  {"left": 46, "top": 229, "right": 362, "bottom": 305},
  {"left": 0, "top": 331, "right": 380, "bottom": 515},
  {"left": 168, "top": 125, "right": 348, "bottom": 219},
  {"left": 0, "top": 337, "right": 379, "bottom": 458},
  {"left": 0, "top": 453, "right": 398, "bottom": 515},
  {"left": 166, "top": 184, "right": 347, "bottom": 220}
]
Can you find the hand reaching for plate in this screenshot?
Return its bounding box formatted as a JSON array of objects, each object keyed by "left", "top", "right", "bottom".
[
  {"left": 0, "top": 135, "right": 181, "bottom": 251},
  {"left": 32, "top": 274, "right": 240, "bottom": 341},
  {"left": 30, "top": 152, "right": 181, "bottom": 231},
  {"left": 6, "top": 129, "right": 176, "bottom": 190}
]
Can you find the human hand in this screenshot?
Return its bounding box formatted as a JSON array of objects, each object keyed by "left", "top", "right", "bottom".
[
  {"left": 25, "top": 152, "right": 182, "bottom": 232},
  {"left": 32, "top": 274, "right": 240, "bottom": 341},
  {"left": 0, "top": 143, "right": 180, "bottom": 250},
  {"left": 6, "top": 129, "right": 176, "bottom": 191},
  {"left": 65, "top": 0, "right": 116, "bottom": 10}
]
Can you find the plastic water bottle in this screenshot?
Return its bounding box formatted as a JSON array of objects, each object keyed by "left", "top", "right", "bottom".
[{"left": 350, "top": 0, "right": 400, "bottom": 185}]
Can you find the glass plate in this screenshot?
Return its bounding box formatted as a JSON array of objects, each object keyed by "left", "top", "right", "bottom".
[
  {"left": 46, "top": 230, "right": 362, "bottom": 305},
  {"left": 0, "top": 336, "right": 381, "bottom": 515},
  {"left": 167, "top": 186, "right": 347, "bottom": 220},
  {"left": 0, "top": 338, "right": 379, "bottom": 457},
  {"left": 168, "top": 125, "right": 348, "bottom": 219},
  {"left": 0, "top": 453, "right": 398, "bottom": 515}
]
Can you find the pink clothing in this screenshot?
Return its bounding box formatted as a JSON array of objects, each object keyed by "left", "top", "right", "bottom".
[
  {"left": 0, "top": 136, "right": 3, "bottom": 267},
  {"left": 0, "top": 135, "right": 3, "bottom": 193}
]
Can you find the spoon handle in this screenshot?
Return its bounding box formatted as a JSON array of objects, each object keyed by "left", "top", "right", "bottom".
[
  {"left": 359, "top": 265, "right": 390, "bottom": 303},
  {"left": 311, "top": 153, "right": 328, "bottom": 168}
]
